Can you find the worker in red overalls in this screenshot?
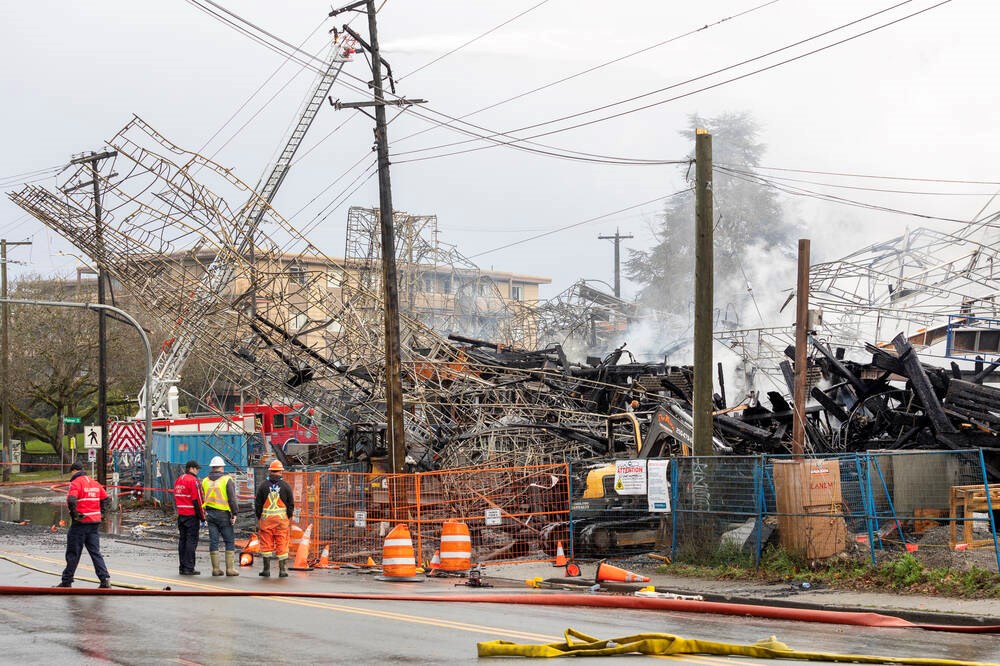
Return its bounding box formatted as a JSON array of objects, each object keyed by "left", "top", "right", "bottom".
[
  {"left": 174, "top": 460, "right": 206, "bottom": 575},
  {"left": 254, "top": 460, "right": 294, "bottom": 578}
]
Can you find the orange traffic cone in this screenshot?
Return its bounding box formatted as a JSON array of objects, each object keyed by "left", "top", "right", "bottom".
[
  {"left": 428, "top": 549, "right": 442, "bottom": 575},
  {"left": 240, "top": 552, "right": 254, "bottom": 567},
  {"left": 553, "top": 541, "right": 567, "bottom": 567},
  {"left": 565, "top": 563, "right": 581, "bottom": 577},
  {"left": 595, "top": 559, "right": 650, "bottom": 583},
  {"left": 316, "top": 546, "right": 333, "bottom": 568},
  {"left": 375, "top": 524, "right": 424, "bottom": 582},
  {"left": 366, "top": 556, "right": 377, "bottom": 567},
  {"left": 288, "top": 524, "right": 314, "bottom": 571},
  {"left": 439, "top": 520, "right": 471, "bottom": 573}
]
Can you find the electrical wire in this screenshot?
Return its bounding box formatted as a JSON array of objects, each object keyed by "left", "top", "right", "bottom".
[
  {"left": 398, "top": 0, "right": 554, "bottom": 82},
  {"left": 717, "top": 166, "right": 972, "bottom": 224},
  {"left": 184, "top": 0, "right": 692, "bottom": 166},
  {"left": 715, "top": 166, "right": 1000, "bottom": 196},
  {"left": 392, "top": 0, "right": 783, "bottom": 146},
  {"left": 467, "top": 189, "right": 691, "bottom": 259},
  {"left": 721, "top": 162, "right": 1000, "bottom": 186},
  {"left": 390, "top": 0, "right": 950, "bottom": 162}
]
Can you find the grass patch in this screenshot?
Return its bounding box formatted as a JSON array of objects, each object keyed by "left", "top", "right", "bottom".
[
  {"left": 24, "top": 439, "right": 56, "bottom": 454},
  {"left": 657, "top": 545, "right": 1000, "bottom": 599},
  {"left": 9, "top": 469, "right": 69, "bottom": 482}
]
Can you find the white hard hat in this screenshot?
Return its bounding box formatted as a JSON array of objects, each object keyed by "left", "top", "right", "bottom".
[{"left": 209, "top": 456, "right": 225, "bottom": 468}]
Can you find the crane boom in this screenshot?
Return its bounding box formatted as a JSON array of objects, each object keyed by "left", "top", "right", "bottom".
[{"left": 137, "top": 37, "right": 354, "bottom": 418}]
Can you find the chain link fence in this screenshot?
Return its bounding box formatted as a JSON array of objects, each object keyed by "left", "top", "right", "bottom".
[{"left": 570, "top": 450, "right": 999, "bottom": 572}]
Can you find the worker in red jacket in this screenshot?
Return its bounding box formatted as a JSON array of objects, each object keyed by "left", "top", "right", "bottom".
[
  {"left": 56, "top": 461, "right": 111, "bottom": 588},
  {"left": 174, "top": 460, "right": 206, "bottom": 575}
]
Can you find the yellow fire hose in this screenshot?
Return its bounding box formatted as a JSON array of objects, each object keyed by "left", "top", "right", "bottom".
[{"left": 477, "top": 628, "right": 999, "bottom": 664}]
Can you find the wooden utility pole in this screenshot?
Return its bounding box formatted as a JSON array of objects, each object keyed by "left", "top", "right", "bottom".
[
  {"left": 330, "top": 1, "right": 425, "bottom": 473},
  {"left": 792, "top": 239, "right": 811, "bottom": 457},
  {"left": 692, "top": 129, "right": 714, "bottom": 457},
  {"left": 598, "top": 228, "right": 634, "bottom": 298},
  {"left": 69, "top": 150, "right": 116, "bottom": 485},
  {"left": 1, "top": 239, "right": 32, "bottom": 482}
]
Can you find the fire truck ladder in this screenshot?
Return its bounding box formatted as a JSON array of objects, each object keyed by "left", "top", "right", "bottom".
[{"left": 137, "top": 37, "right": 353, "bottom": 418}]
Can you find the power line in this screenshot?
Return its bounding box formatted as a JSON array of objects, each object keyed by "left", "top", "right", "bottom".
[
  {"left": 391, "top": 0, "right": 949, "bottom": 162},
  {"left": 392, "top": 0, "right": 783, "bottom": 146},
  {"left": 468, "top": 189, "right": 691, "bottom": 259},
  {"left": 725, "top": 162, "right": 1000, "bottom": 186},
  {"left": 715, "top": 165, "right": 1000, "bottom": 196},
  {"left": 718, "top": 166, "right": 973, "bottom": 224},
  {"left": 183, "top": 0, "right": 693, "bottom": 166},
  {"left": 398, "top": 0, "right": 553, "bottom": 82}
]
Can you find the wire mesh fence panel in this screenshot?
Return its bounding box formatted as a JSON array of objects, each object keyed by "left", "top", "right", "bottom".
[
  {"left": 862, "top": 450, "right": 999, "bottom": 571},
  {"left": 670, "top": 456, "right": 762, "bottom": 564},
  {"left": 283, "top": 463, "right": 570, "bottom": 566},
  {"left": 568, "top": 459, "right": 677, "bottom": 560}
]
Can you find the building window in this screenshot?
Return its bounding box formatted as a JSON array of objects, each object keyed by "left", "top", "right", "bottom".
[{"left": 511, "top": 285, "right": 524, "bottom": 301}]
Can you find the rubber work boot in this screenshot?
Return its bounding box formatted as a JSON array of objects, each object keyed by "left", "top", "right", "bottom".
[
  {"left": 98, "top": 579, "right": 111, "bottom": 589},
  {"left": 53, "top": 581, "right": 72, "bottom": 588},
  {"left": 259, "top": 557, "right": 271, "bottom": 577},
  {"left": 225, "top": 551, "right": 240, "bottom": 577},
  {"left": 210, "top": 551, "right": 224, "bottom": 576},
  {"left": 278, "top": 559, "right": 288, "bottom": 578}
]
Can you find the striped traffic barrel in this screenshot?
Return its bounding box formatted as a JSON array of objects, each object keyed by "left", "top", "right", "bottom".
[
  {"left": 439, "top": 520, "right": 471, "bottom": 572},
  {"left": 380, "top": 524, "right": 418, "bottom": 579}
]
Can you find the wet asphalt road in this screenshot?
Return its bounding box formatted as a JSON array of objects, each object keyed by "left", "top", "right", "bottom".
[{"left": 0, "top": 549, "right": 998, "bottom": 665}]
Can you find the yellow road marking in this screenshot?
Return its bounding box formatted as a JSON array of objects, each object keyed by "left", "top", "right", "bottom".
[
  {"left": 0, "top": 606, "right": 32, "bottom": 620},
  {"left": 3, "top": 549, "right": 764, "bottom": 665}
]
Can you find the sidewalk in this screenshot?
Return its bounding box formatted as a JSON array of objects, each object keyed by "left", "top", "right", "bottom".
[{"left": 483, "top": 560, "right": 1000, "bottom": 621}]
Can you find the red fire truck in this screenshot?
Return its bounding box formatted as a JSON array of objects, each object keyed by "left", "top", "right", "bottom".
[{"left": 152, "top": 403, "right": 318, "bottom": 452}]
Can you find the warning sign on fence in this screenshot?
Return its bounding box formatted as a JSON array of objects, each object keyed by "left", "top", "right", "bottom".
[
  {"left": 484, "top": 508, "right": 502, "bottom": 526},
  {"left": 354, "top": 511, "right": 367, "bottom": 528},
  {"left": 614, "top": 459, "right": 646, "bottom": 495},
  {"left": 647, "top": 459, "right": 670, "bottom": 512}
]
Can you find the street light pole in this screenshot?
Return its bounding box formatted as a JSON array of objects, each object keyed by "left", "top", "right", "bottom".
[
  {"left": 0, "top": 298, "right": 153, "bottom": 492},
  {"left": 1, "top": 239, "right": 32, "bottom": 482}
]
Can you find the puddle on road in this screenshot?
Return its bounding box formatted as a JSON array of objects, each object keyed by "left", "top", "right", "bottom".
[{"left": 0, "top": 488, "right": 127, "bottom": 535}]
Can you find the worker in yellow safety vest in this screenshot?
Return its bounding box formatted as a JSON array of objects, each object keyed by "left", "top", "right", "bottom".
[
  {"left": 253, "top": 460, "right": 295, "bottom": 578},
  {"left": 201, "top": 456, "right": 240, "bottom": 577}
]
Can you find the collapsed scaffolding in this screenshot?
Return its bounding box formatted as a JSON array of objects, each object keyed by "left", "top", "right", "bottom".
[{"left": 9, "top": 117, "right": 710, "bottom": 471}]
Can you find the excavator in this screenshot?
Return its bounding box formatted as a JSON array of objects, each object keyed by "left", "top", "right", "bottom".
[{"left": 541, "top": 403, "right": 693, "bottom": 555}]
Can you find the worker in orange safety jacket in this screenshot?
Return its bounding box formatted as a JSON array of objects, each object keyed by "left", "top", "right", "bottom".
[{"left": 253, "top": 460, "right": 295, "bottom": 578}]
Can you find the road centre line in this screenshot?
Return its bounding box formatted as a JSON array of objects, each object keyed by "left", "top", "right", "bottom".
[{"left": 2, "top": 549, "right": 759, "bottom": 665}]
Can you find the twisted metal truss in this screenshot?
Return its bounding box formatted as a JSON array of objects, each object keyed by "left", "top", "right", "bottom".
[{"left": 8, "top": 117, "right": 679, "bottom": 467}]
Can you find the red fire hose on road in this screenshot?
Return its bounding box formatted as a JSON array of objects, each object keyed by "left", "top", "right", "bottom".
[{"left": 0, "top": 585, "right": 996, "bottom": 634}]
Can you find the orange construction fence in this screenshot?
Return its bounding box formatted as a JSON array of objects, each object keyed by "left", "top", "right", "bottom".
[{"left": 284, "top": 463, "right": 571, "bottom": 566}]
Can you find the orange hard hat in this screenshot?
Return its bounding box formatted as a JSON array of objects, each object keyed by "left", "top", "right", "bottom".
[{"left": 268, "top": 460, "right": 284, "bottom": 472}]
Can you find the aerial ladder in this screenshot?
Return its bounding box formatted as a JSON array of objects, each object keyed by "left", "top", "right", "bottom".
[{"left": 135, "top": 33, "right": 356, "bottom": 422}]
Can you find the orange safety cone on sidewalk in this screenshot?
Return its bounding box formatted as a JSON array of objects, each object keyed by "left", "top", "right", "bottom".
[
  {"left": 595, "top": 559, "right": 650, "bottom": 583},
  {"left": 553, "top": 541, "right": 567, "bottom": 567},
  {"left": 375, "top": 524, "right": 425, "bottom": 582},
  {"left": 288, "top": 524, "right": 314, "bottom": 571},
  {"left": 316, "top": 546, "right": 333, "bottom": 568},
  {"left": 427, "top": 549, "right": 442, "bottom": 575},
  {"left": 439, "top": 520, "right": 471, "bottom": 573},
  {"left": 240, "top": 552, "right": 254, "bottom": 567}
]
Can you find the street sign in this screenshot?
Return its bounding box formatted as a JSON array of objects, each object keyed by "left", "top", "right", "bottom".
[
  {"left": 87, "top": 448, "right": 97, "bottom": 463},
  {"left": 84, "top": 426, "right": 103, "bottom": 449},
  {"left": 63, "top": 416, "right": 81, "bottom": 425}
]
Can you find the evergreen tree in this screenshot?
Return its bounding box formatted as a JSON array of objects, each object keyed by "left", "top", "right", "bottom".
[{"left": 626, "top": 112, "right": 797, "bottom": 322}]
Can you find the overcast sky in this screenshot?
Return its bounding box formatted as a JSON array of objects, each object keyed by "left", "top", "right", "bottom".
[{"left": 2, "top": 0, "right": 996, "bottom": 308}]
